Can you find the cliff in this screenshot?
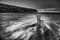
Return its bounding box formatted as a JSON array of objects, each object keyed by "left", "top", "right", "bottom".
[{"left": 0, "top": 3, "right": 37, "bottom": 13}]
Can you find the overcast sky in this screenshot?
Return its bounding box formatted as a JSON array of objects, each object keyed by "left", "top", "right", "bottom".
[{"left": 0, "top": 0, "right": 60, "bottom": 9}]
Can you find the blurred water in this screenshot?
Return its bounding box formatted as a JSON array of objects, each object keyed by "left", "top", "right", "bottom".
[{"left": 0, "top": 13, "right": 60, "bottom": 40}]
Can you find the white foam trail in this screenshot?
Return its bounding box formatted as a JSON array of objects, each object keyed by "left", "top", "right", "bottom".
[
  {"left": 44, "top": 23, "right": 51, "bottom": 30},
  {"left": 5, "top": 15, "right": 37, "bottom": 32},
  {"left": 9, "top": 30, "right": 25, "bottom": 39},
  {"left": 4, "top": 15, "right": 37, "bottom": 40},
  {"left": 8, "top": 27, "right": 36, "bottom": 40}
]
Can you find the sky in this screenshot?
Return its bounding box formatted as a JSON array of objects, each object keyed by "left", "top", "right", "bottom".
[{"left": 0, "top": 0, "right": 60, "bottom": 9}]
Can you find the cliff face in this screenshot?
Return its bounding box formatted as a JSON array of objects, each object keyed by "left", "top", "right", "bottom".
[{"left": 0, "top": 3, "right": 37, "bottom": 13}]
